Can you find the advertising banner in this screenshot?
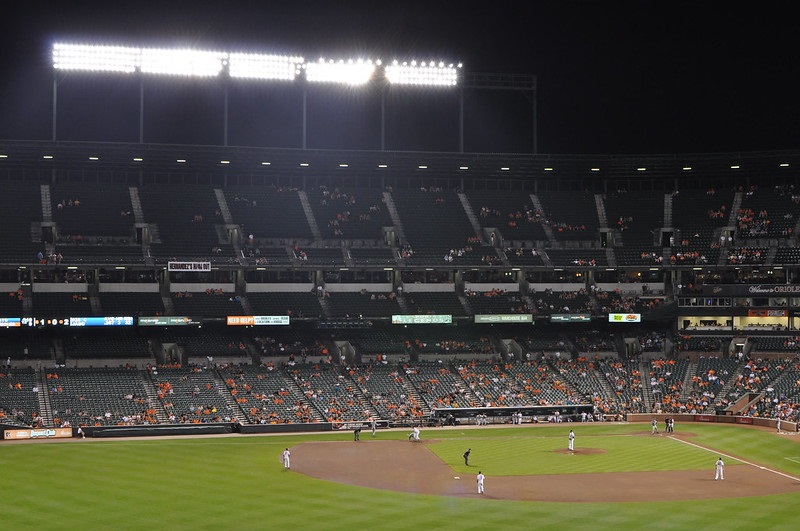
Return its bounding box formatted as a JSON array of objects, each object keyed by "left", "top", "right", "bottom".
[{"left": 3, "top": 428, "right": 73, "bottom": 440}]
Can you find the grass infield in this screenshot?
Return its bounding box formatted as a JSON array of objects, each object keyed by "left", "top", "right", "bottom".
[{"left": 1, "top": 422, "right": 798, "bottom": 530}]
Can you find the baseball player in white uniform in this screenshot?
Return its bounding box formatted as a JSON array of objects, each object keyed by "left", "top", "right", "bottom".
[
  {"left": 715, "top": 457, "right": 724, "bottom": 480},
  {"left": 282, "top": 448, "right": 291, "bottom": 469},
  {"left": 568, "top": 429, "right": 575, "bottom": 451},
  {"left": 476, "top": 471, "right": 485, "bottom": 494}
]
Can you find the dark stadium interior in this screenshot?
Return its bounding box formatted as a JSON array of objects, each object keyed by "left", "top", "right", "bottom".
[{"left": 2, "top": 141, "right": 800, "bottom": 434}]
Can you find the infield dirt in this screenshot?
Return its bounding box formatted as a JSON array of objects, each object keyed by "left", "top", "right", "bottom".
[{"left": 291, "top": 437, "right": 800, "bottom": 502}]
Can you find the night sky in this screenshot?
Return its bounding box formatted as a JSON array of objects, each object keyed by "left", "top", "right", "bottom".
[{"left": 0, "top": 1, "right": 796, "bottom": 155}]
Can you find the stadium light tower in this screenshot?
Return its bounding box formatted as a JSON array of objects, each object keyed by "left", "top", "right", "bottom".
[
  {"left": 384, "top": 60, "right": 461, "bottom": 87},
  {"left": 52, "top": 43, "right": 140, "bottom": 141},
  {"left": 228, "top": 53, "right": 304, "bottom": 81},
  {"left": 304, "top": 58, "right": 378, "bottom": 85},
  {"left": 139, "top": 48, "right": 227, "bottom": 77},
  {"left": 52, "top": 43, "right": 139, "bottom": 73},
  {"left": 51, "top": 42, "right": 536, "bottom": 153},
  {"left": 52, "top": 43, "right": 228, "bottom": 143},
  {"left": 299, "top": 58, "right": 378, "bottom": 148},
  {"left": 378, "top": 60, "right": 462, "bottom": 151}
]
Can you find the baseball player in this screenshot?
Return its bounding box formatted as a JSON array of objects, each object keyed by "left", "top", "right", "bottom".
[
  {"left": 476, "top": 471, "right": 485, "bottom": 494},
  {"left": 651, "top": 418, "right": 658, "bottom": 435},
  {"left": 568, "top": 429, "right": 575, "bottom": 451},
  {"left": 715, "top": 457, "right": 724, "bottom": 480},
  {"left": 463, "top": 448, "right": 471, "bottom": 465},
  {"left": 282, "top": 448, "right": 291, "bottom": 469}
]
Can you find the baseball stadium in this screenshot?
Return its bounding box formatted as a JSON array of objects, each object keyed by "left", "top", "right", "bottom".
[{"left": 2, "top": 37, "right": 800, "bottom": 531}]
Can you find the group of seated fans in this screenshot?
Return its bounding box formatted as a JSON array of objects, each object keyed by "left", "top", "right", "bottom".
[{"left": 4, "top": 347, "right": 800, "bottom": 429}]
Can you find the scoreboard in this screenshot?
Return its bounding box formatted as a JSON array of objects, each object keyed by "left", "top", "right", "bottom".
[{"left": 0, "top": 316, "right": 133, "bottom": 327}]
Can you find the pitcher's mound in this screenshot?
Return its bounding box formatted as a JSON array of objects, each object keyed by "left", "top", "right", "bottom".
[{"left": 553, "top": 448, "right": 606, "bottom": 455}]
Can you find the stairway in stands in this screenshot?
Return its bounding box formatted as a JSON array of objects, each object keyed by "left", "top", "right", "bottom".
[
  {"left": 211, "top": 369, "right": 249, "bottom": 424},
  {"left": 36, "top": 368, "right": 55, "bottom": 427},
  {"left": 680, "top": 360, "right": 698, "bottom": 401},
  {"left": 139, "top": 369, "right": 169, "bottom": 423},
  {"left": 639, "top": 359, "right": 654, "bottom": 412}
]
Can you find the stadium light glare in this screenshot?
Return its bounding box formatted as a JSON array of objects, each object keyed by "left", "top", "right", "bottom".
[
  {"left": 305, "top": 58, "right": 376, "bottom": 85},
  {"left": 140, "top": 48, "right": 226, "bottom": 77},
  {"left": 53, "top": 43, "right": 139, "bottom": 73},
  {"left": 228, "top": 52, "right": 304, "bottom": 81},
  {"left": 385, "top": 60, "right": 460, "bottom": 87}
]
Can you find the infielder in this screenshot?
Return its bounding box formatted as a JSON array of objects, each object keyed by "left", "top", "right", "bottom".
[
  {"left": 282, "top": 448, "right": 291, "bottom": 469},
  {"left": 715, "top": 457, "right": 724, "bottom": 480},
  {"left": 476, "top": 471, "right": 485, "bottom": 494},
  {"left": 651, "top": 418, "right": 658, "bottom": 435}
]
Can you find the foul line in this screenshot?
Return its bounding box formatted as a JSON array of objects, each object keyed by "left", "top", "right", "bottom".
[{"left": 668, "top": 435, "right": 800, "bottom": 483}]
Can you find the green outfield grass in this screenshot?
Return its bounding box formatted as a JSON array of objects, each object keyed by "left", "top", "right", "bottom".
[{"left": 2, "top": 423, "right": 799, "bottom": 530}]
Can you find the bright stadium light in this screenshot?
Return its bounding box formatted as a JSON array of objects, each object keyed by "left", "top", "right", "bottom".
[
  {"left": 140, "top": 48, "right": 226, "bottom": 77},
  {"left": 385, "top": 60, "right": 461, "bottom": 87},
  {"left": 52, "top": 43, "right": 139, "bottom": 73},
  {"left": 305, "top": 58, "right": 377, "bottom": 85},
  {"left": 228, "top": 53, "right": 304, "bottom": 80}
]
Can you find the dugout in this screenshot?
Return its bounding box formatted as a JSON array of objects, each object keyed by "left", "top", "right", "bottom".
[{"left": 430, "top": 404, "right": 594, "bottom": 425}]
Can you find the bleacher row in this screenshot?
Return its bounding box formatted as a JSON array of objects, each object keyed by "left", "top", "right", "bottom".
[
  {"left": 3, "top": 182, "right": 799, "bottom": 267},
  {"left": 4, "top": 354, "right": 800, "bottom": 429}
]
